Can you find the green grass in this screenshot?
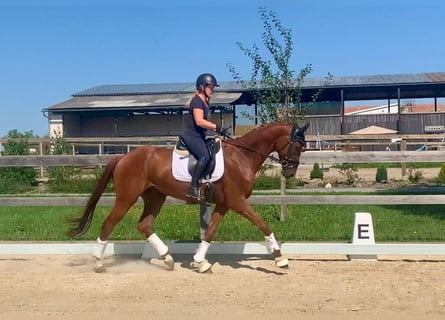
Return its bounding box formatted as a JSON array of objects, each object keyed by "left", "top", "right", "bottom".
[
  {"left": 0, "top": 204, "right": 444, "bottom": 242},
  {"left": 0, "top": 173, "right": 443, "bottom": 243}
]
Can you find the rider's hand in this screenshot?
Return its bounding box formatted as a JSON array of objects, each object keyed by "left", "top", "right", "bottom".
[
  {"left": 215, "top": 123, "right": 230, "bottom": 136},
  {"left": 219, "top": 127, "right": 230, "bottom": 136}
]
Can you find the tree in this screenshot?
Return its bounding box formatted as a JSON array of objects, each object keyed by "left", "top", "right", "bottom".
[
  {"left": 228, "top": 7, "right": 331, "bottom": 220},
  {"left": 46, "top": 130, "right": 82, "bottom": 192}
]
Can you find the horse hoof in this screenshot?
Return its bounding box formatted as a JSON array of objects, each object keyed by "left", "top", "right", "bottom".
[
  {"left": 275, "top": 256, "right": 289, "bottom": 268},
  {"left": 163, "top": 254, "right": 175, "bottom": 270},
  {"left": 94, "top": 258, "right": 106, "bottom": 273},
  {"left": 94, "top": 265, "right": 106, "bottom": 273},
  {"left": 191, "top": 260, "right": 212, "bottom": 273}
]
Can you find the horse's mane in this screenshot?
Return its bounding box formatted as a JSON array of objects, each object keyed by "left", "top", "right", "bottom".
[{"left": 231, "top": 122, "right": 291, "bottom": 144}]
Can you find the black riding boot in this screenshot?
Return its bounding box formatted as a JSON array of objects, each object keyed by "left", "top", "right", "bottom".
[{"left": 186, "top": 160, "right": 207, "bottom": 199}]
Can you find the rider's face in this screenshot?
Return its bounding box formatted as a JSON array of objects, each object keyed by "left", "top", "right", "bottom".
[{"left": 205, "top": 84, "right": 215, "bottom": 96}]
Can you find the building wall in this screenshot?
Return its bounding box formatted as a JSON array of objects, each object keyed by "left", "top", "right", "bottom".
[
  {"left": 305, "top": 112, "right": 445, "bottom": 135},
  {"left": 63, "top": 114, "right": 82, "bottom": 136},
  {"left": 52, "top": 108, "right": 445, "bottom": 139},
  {"left": 56, "top": 110, "right": 234, "bottom": 138},
  {"left": 49, "top": 113, "right": 64, "bottom": 137}
]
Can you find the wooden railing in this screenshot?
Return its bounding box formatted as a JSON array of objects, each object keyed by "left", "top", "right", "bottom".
[
  {"left": 0, "top": 151, "right": 444, "bottom": 207},
  {"left": 0, "top": 150, "right": 444, "bottom": 166},
  {"left": 1, "top": 133, "right": 444, "bottom": 154},
  {"left": 1, "top": 194, "right": 444, "bottom": 207}
]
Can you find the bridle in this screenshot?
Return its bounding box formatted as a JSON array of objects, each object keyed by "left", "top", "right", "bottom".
[
  {"left": 274, "top": 126, "right": 306, "bottom": 171},
  {"left": 222, "top": 125, "right": 306, "bottom": 170}
]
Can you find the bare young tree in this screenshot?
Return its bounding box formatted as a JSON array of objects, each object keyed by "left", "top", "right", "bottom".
[{"left": 228, "top": 7, "right": 331, "bottom": 220}]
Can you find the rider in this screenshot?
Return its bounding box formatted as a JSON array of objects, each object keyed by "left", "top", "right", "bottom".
[{"left": 180, "top": 73, "right": 227, "bottom": 199}]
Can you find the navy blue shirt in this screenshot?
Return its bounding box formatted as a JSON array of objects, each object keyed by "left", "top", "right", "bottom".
[{"left": 183, "top": 95, "right": 209, "bottom": 139}]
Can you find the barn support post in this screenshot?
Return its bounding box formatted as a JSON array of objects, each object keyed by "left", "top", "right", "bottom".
[
  {"left": 40, "top": 142, "right": 44, "bottom": 177},
  {"left": 397, "top": 87, "right": 401, "bottom": 132},
  {"left": 340, "top": 89, "right": 344, "bottom": 135}
]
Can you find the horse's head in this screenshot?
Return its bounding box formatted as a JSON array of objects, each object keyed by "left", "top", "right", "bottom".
[{"left": 278, "top": 122, "right": 309, "bottom": 178}]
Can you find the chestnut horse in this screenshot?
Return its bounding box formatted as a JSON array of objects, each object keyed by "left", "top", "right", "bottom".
[{"left": 68, "top": 122, "right": 309, "bottom": 273}]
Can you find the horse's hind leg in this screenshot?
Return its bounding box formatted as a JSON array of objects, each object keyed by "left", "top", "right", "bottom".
[
  {"left": 137, "top": 188, "right": 174, "bottom": 270},
  {"left": 93, "top": 197, "right": 137, "bottom": 272}
]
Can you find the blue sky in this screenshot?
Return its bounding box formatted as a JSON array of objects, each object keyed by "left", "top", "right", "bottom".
[{"left": 1, "top": 0, "right": 444, "bottom": 137}]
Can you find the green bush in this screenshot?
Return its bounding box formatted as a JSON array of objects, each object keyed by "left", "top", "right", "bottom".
[
  {"left": 375, "top": 165, "right": 388, "bottom": 182},
  {"left": 0, "top": 175, "right": 35, "bottom": 193},
  {"left": 47, "top": 167, "right": 113, "bottom": 193},
  {"left": 407, "top": 166, "right": 423, "bottom": 183},
  {"left": 337, "top": 163, "right": 359, "bottom": 185},
  {"left": 46, "top": 131, "right": 82, "bottom": 192},
  {"left": 0, "top": 130, "right": 38, "bottom": 193},
  {"left": 310, "top": 163, "right": 324, "bottom": 180},
  {"left": 435, "top": 163, "right": 445, "bottom": 184}
]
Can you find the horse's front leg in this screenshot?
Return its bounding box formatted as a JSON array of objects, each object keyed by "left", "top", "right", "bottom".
[
  {"left": 192, "top": 205, "right": 227, "bottom": 273},
  {"left": 234, "top": 200, "right": 289, "bottom": 269},
  {"left": 264, "top": 233, "right": 289, "bottom": 268}
]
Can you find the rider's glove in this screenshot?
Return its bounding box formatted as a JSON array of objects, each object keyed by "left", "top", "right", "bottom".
[{"left": 215, "top": 123, "right": 230, "bottom": 136}]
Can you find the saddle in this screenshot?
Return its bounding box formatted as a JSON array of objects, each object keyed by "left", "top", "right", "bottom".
[{"left": 174, "top": 137, "right": 221, "bottom": 179}]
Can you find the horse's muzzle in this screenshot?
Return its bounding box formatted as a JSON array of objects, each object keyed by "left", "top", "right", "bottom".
[
  {"left": 281, "top": 166, "right": 298, "bottom": 179},
  {"left": 281, "top": 159, "right": 299, "bottom": 178}
]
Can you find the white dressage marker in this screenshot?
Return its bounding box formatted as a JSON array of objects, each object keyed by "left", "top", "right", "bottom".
[{"left": 348, "top": 212, "right": 377, "bottom": 260}]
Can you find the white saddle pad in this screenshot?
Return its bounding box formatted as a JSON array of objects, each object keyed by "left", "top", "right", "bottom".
[{"left": 171, "top": 149, "right": 224, "bottom": 182}]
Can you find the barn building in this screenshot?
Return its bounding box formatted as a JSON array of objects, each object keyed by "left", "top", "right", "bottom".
[{"left": 43, "top": 72, "right": 445, "bottom": 139}]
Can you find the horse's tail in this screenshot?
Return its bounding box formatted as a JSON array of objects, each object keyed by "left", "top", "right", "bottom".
[{"left": 66, "top": 155, "right": 122, "bottom": 238}]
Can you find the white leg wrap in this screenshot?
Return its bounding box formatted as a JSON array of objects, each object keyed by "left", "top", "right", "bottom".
[
  {"left": 265, "top": 233, "right": 280, "bottom": 254},
  {"left": 147, "top": 233, "right": 169, "bottom": 257},
  {"left": 92, "top": 237, "right": 107, "bottom": 259},
  {"left": 193, "top": 241, "right": 210, "bottom": 263}
]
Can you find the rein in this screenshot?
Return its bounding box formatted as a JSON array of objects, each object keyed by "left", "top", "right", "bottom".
[
  {"left": 223, "top": 135, "right": 283, "bottom": 164},
  {"left": 220, "top": 126, "right": 305, "bottom": 167}
]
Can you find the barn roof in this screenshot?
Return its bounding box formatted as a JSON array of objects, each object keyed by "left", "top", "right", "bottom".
[
  {"left": 47, "top": 92, "right": 244, "bottom": 112},
  {"left": 45, "top": 71, "right": 445, "bottom": 112},
  {"left": 349, "top": 125, "right": 398, "bottom": 135},
  {"left": 72, "top": 72, "right": 445, "bottom": 96}
]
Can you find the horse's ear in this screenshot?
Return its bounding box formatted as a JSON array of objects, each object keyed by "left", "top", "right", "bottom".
[{"left": 299, "top": 122, "right": 310, "bottom": 133}]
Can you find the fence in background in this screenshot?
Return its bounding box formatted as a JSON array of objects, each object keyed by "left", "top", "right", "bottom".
[
  {"left": 0, "top": 150, "right": 444, "bottom": 207},
  {"left": 1, "top": 150, "right": 444, "bottom": 257}
]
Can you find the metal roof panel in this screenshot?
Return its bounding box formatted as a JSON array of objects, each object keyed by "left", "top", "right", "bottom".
[
  {"left": 45, "top": 72, "right": 445, "bottom": 112},
  {"left": 47, "top": 92, "right": 243, "bottom": 111},
  {"left": 73, "top": 72, "right": 445, "bottom": 96}
]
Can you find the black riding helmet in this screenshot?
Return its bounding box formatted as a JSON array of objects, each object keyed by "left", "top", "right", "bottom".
[{"left": 195, "top": 73, "right": 219, "bottom": 89}]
